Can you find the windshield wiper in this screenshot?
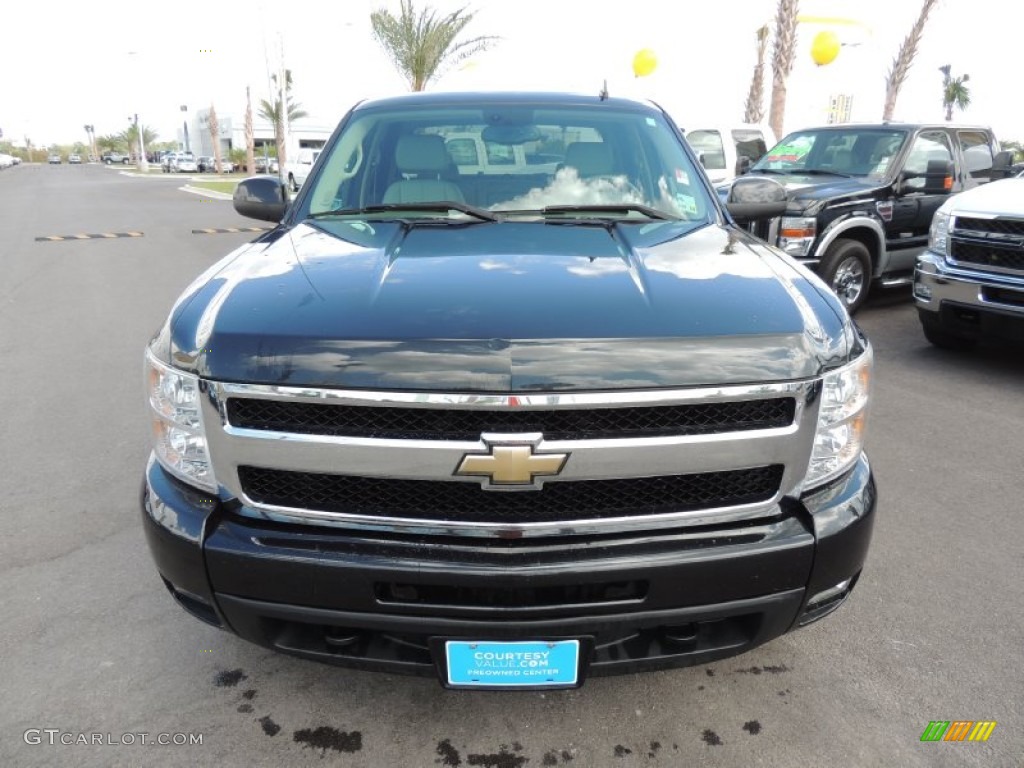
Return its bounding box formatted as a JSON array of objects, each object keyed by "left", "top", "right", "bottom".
[
  {"left": 536, "top": 204, "right": 676, "bottom": 221},
  {"left": 309, "top": 202, "right": 500, "bottom": 222},
  {"left": 799, "top": 169, "right": 853, "bottom": 178},
  {"left": 749, "top": 168, "right": 791, "bottom": 175}
]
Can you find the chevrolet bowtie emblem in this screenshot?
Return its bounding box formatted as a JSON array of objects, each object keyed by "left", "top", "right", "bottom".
[{"left": 455, "top": 437, "right": 568, "bottom": 490}]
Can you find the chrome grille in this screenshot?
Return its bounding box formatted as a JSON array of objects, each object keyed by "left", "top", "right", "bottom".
[
  {"left": 950, "top": 216, "right": 1024, "bottom": 275},
  {"left": 237, "top": 465, "right": 785, "bottom": 523},
  {"left": 203, "top": 381, "right": 819, "bottom": 537},
  {"left": 226, "top": 397, "right": 796, "bottom": 441}
]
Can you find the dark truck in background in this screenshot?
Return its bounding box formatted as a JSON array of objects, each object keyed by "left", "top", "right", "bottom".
[
  {"left": 141, "top": 91, "right": 876, "bottom": 689},
  {"left": 733, "top": 123, "right": 1014, "bottom": 313}
]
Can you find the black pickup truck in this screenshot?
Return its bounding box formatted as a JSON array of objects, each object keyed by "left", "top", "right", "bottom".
[
  {"left": 141, "top": 91, "right": 876, "bottom": 689},
  {"left": 733, "top": 123, "right": 1013, "bottom": 313}
]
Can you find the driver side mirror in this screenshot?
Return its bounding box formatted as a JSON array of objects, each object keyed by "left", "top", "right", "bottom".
[{"left": 233, "top": 176, "right": 289, "bottom": 222}]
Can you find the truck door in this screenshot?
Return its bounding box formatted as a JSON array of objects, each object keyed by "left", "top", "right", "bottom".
[{"left": 888, "top": 130, "right": 956, "bottom": 274}]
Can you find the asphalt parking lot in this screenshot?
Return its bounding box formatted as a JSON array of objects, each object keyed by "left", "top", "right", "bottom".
[{"left": 1, "top": 163, "right": 1021, "bottom": 767}]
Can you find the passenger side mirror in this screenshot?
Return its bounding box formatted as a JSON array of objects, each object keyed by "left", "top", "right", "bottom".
[
  {"left": 725, "top": 176, "right": 788, "bottom": 222},
  {"left": 233, "top": 176, "right": 289, "bottom": 222}
]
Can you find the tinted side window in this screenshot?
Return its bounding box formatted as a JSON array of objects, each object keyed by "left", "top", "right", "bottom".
[
  {"left": 903, "top": 132, "right": 953, "bottom": 192},
  {"left": 732, "top": 130, "right": 767, "bottom": 163},
  {"left": 958, "top": 131, "right": 994, "bottom": 178},
  {"left": 446, "top": 138, "right": 479, "bottom": 166},
  {"left": 686, "top": 130, "right": 726, "bottom": 170},
  {"left": 485, "top": 142, "right": 515, "bottom": 166}
]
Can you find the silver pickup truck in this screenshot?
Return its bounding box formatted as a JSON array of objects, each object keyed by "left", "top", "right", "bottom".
[{"left": 914, "top": 175, "right": 1024, "bottom": 348}]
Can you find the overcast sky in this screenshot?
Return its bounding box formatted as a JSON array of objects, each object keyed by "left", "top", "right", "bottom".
[{"left": 2, "top": 0, "right": 1019, "bottom": 148}]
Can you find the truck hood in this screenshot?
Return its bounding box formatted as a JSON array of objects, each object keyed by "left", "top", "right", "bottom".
[
  {"left": 943, "top": 177, "right": 1024, "bottom": 216},
  {"left": 163, "top": 219, "right": 850, "bottom": 391},
  {"left": 750, "top": 172, "right": 885, "bottom": 208}
]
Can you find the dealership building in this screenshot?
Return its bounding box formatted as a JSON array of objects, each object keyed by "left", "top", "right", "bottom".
[{"left": 181, "top": 108, "right": 334, "bottom": 159}]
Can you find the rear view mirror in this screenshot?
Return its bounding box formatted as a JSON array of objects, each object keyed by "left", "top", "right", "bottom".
[{"left": 481, "top": 124, "right": 541, "bottom": 145}]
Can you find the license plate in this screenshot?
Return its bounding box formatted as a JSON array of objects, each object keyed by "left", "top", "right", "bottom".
[{"left": 444, "top": 640, "right": 580, "bottom": 688}]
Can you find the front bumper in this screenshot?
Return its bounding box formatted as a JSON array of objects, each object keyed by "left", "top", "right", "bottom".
[
  {"left": 141, "top": 453, "right": 877, "bottom": 684},
  {"left": 915, "top": 252, "right": 1024, "bottom": 342}
]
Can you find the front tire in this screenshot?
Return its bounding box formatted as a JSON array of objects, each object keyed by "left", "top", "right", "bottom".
[{"left": 820, "top": 239, "right": 872, "bottom": 314}]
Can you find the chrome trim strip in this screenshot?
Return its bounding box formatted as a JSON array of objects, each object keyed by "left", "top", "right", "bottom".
[
  {"left": 214, "top": 380, "right": 810, "bottom": 409},
  {"left": 202, "top": 381, "right": 820, "bottom": 538}
]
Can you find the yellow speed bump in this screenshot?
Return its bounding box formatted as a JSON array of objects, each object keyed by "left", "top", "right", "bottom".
[{"left": 35, "top": 231, "right": 144, "bottom": 242}]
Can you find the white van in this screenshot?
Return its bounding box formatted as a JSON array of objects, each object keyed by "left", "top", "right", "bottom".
[{"left": 684, "top": 125, "right": 776, "bottom": 185}]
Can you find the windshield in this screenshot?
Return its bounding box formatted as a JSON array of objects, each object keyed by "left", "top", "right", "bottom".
[
  {"left": 753, "top": 128, "right": 908, "bottom": 178},
  {"left": 302, "top": 101, "right": 713, "bottom": 222}
]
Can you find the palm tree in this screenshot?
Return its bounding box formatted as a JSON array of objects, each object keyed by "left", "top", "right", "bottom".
[
  {"left": 259, "top": 70, "right": 308, "bottom": 169},
  {"left": 744, "top": 25, "right": 770, "bottom": 124},
  {"left": 121, "top": 125, "right": 158, "bottom": 162},
  {"left": 939, "top": 66, "right": 971, "bottom": 121},
  {"left": 768, "top": 0, "right": 799, "bottom": 140},
  {"left": 245, "top": 86, "right": 256, "bottom": 175},
  {"left": 370, "top": 0, "right": 498, "bottom": 91},
  {"left": 882, "top": 0, "right": 939, "bottom": 121},
  {"left": 208, "top": 104, "right": 223, "bottom": 172}
]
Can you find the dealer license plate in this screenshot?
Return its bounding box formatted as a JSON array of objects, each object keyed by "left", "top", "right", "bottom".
[{"left": 444, "top": 640, "right": 580, "bottom": 688}]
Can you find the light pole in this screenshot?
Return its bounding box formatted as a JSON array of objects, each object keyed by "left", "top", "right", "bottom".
[
  {"left": 180, "top": 105, "right": 190, "bottom": 153},
  {"left": 130, "top": 114, "right": 149, "bottom": 171}
]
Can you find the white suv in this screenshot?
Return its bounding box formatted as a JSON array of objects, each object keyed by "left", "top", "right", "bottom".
[
  {"left": 685, "top": 125, "right": 776, "bottom": 186},
  {"left": 286, "top": 149, "right": 321, "bottom": 191}
]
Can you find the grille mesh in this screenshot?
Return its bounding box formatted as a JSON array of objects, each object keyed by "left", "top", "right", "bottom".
[
  {"left": 955, "top": 217, "right": 1024, "bottom": 237},
  {"left": 227, "top": 398, "right": 796, "bottom": 441},
  {"left": 237, "top": 465, "right": 784, "bottom": 523},
  {"left": 951, "top": 240, "right": 1024, "bottom": 272}
]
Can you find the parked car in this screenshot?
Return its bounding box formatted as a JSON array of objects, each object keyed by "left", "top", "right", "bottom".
[
  {"left": 684, "top": 124, "right": 776, "bottom": 185},
  {"left": 914, "top": 174, "right": 1024, "bottom": 348},
  {"left": 68, "top": 154, "right": 82, "bottom": 164},
  {"left": 197, "top": 156, "right": 234, "bottom": 173},
  {"left": 142, "top": 90, "right": 877, "bottom": 688},
  {"left": 48, "top": 153, "right": 62, "bottom": 164},
  {"left": 102, "top": 152, "right": 130, "bottom": 165},
  {"left": 0, "top": 153, "right": 15, "bottom": 168},
  {"left": 254, "top": 155, "right": 279, "bottom": 174},
  {"left": 174, "top": 157, "right": 198, "bottom": 173},
  {"left": 729, "top": 122, "right": 1014, "bottom": 312}
]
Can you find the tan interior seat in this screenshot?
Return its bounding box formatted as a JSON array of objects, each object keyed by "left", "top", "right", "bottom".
[{"left": 383, "top": 135, "right": 465, "bottom": 204}]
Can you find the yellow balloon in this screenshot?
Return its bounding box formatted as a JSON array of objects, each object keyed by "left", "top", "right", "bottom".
[
  {"left": 811, "top": 31, "right": 841, "bottom": 66},
  {"left": 632, "top": 49, "right": 658, "bottom": 78}
]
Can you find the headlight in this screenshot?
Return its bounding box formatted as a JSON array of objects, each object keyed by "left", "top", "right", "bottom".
[
  {"left": 928, "top": 210, "right": 950, "bottom": 255},
  {"left": 779, "top": 216, "right": 817, "bottom": 257},
  {"left": 145, "top": 349, "right": 216, "bottom": 492},
  {"left": 805, "top": 348, "right": 872, "bottom": 490}
]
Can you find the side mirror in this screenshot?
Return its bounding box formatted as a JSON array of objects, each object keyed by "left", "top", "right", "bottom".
[
  {"left": 992, "top": 150, "right": 1014, "bottom": 179},
  {"left": 922, "top": 159, "right": 954, "bottom": 194},
  {"left": 233, "top": 176, "right": 288, "bottom": 222},
  {"left": 725, "top": 175, "right": 788, "bottom": 222},
  {"left": 735, "top": 156, "right": 753, "bottom": 176}
]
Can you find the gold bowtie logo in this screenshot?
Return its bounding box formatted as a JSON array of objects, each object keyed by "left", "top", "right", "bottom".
[{"left": 455, "top": 439, "right": 568, "bottom": 490}]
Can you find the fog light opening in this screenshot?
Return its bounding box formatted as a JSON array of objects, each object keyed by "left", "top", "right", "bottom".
[
  {"left": 913, "top": 281, "right": 932, "bottom": 301},
  {"left": 799, "top": 575, "right": 857, "bottom": 627}
]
